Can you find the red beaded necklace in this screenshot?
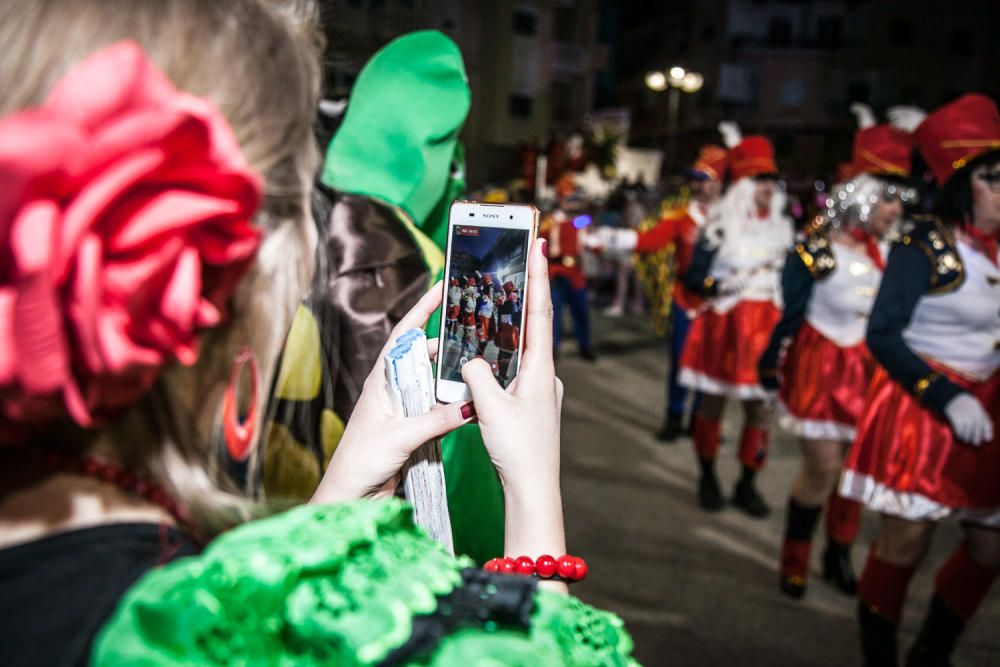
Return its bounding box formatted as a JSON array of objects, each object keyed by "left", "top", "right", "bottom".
[{"left": 37, "top": 450, "right": 189, "bottom": 528}]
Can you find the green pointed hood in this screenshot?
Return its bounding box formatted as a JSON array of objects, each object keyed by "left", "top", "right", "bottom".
[{"left": 322, "top": 30, "right": 471, "bottom": 228}]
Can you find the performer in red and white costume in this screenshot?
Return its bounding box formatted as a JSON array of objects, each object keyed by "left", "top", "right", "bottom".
[
  {"left": 459, "top": 276, "right": 479, "bottom": 351},
  {"left": 840, "top": 94, "right": 1000, "bottom": 666},
  {"left": 446, "top": 277, "right": 462, "bottom": 339},
  {"left": 759, "top": 103, "right": 913, "bottom": 599},
  {"left": 476, "top": 280, "right": 498, "bottom": 356},
  {"left": 494, "top": 282, "right": 522, "bottom": 382},
  {"left": 676, "top": 124, "right": 793, "bottom": 517},
  {"left": 591, "top": 145, "right": 728, "bottom": 441}
]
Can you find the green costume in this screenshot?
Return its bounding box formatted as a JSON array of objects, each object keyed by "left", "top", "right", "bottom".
[
  {"left": 93, "top": 500, "right": 636, "bottom": 665},
  {"left": 263, "top": 30, "right": 503, "bottom": 562}
]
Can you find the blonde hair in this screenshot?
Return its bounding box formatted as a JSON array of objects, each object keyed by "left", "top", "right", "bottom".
[{"left": 0, "top": 0, "right": 323, "bottom": 536}]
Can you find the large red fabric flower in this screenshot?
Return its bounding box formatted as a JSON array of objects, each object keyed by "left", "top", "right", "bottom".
[{"left": 0, "top": 41, "right": 262, "bottom": 429}]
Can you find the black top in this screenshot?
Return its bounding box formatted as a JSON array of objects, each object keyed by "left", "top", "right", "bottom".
[
  {"left": 0, "top": 523, "right": 198, "bottom": 667},
  {"left": 757, "top": 251, "right": 816, "bottom": 390},
  {"left": 866, "top": 243, "right": 963, "bottom": 413}
]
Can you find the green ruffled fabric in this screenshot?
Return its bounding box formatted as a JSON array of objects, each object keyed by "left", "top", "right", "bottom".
[{"left": 92, "top": 500, "right": 637, "bottom": 666}]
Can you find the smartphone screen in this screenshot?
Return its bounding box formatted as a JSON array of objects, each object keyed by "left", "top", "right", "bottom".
[{"left": 436, "top": 202, "right": 537, "bottom": 403}]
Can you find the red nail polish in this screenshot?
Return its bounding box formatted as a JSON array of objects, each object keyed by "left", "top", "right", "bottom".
[
  {"left": 539, "top": 238, "right": 547, "bottom": 255},
  {"left": 460, "top": 402, "right": 476, "bottom": 420}
]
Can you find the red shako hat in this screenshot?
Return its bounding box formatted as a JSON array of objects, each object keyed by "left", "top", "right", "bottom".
[
  {"left": 851, "top": 125, "right": 912, "bottom": 177},
  {"left": 691, "top": 144, "right": 728, "bottom": 181},
  {"left": 727, "top": 136, "right": 778, "bottom": 180},
  {"left": 914, "top": 93, "right": 1000, "bottom": 186}
]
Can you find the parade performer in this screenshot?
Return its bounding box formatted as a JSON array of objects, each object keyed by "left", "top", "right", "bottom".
[
  {"left": 446, "top": 277, "right": 462, "bottom": 339},
  {"left": 495, "top": 282, "right": 523, "bottom": 382},
  {"left": 541, "top": 184, "right": 597, "bottom": 361},
  {"left": 759, "top": 104, "right": 913, "bottom": 599},
  {"left": 460, "top": 276, "right": 480, "bottom": 351},
  {"left": 476, "top": 280, "right": 498, "bottom": 356},
  {"left": 592, "top": 145, "right": 727, "bottom": 441},
  {"left": 679, "top": 124, "right": 794, "bottom": 516},
  {"left": 840, "top": 94, "right": 1000, "bottom": 666}
]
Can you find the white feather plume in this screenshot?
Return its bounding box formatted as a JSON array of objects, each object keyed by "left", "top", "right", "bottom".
[
  {"left": 849, "top": 102, "right": 876, "bottom": 129},
  {"left": 718, "top": 121, "right": 742, "bottom": 149},
  {"left": 888, "top": 106, "right": 927, "bottom": 133}
]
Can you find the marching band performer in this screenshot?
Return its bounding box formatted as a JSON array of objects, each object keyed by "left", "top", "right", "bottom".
[
  {"left": 476, "top": 279, "right": 498, "bottom": 356},
  {"left": 840, "top": 94, "right": 1000, "bottom": 666},
  {"left": 679, "top": 124, "right": 793, "bottom": 516},
  {"left": 590, "top": 145, "right": 728, "bottom": 441},
  {"left": 495, "top": 281, "right": 522, "bottom": 382},
  {"left": 446, "top": 276, "right": 462, "bottom": 339},
  {"left": 542, "top": 186, "right": 597, "bottom": 361},
  {"left": 460, "top": 275, "right": 479, "bottom": 351},
  {"left": 759, "top": 103, "right": 913, "bottom": 599}
]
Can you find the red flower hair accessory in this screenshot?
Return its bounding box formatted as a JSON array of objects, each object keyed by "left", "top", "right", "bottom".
[{"left": 0, "top": 41, "right": 263, "bottom": 430}]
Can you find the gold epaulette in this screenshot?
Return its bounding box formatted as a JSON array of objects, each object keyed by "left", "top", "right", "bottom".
[
  {"left": 897, "top": 216, "right": 964, "bottom": 294},
  {"left": 794, "top": 220, "right": 836, "bottom": 280}
]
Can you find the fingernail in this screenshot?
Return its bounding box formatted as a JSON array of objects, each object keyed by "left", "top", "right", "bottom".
[
  {"left": 539, "top": 238, "right": 547, "bottom": 255},
  {"left": 460, "top": 402, "right": 476, "bottom": 420}
]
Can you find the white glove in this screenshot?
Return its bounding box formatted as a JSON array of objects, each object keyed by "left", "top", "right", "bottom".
[
  {"left": 718, "top": 275, "right": 747, "bottom": 297},
  {"left": 583, "top": 227, "right": 637, "bottom": 259},
  {"left": 944, "top": 393, "right": 994, "bottom": 446}
]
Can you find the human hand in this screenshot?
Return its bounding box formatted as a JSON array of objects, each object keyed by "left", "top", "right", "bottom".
[
  {"left": 460, "top": 237, "right": 567, "bottom": 580},
  {"left": 312, "top": 283, "right": 472, "bottom": 503},
  {"left": 944, "top": 393, "right": 994, "bottom": 446}
]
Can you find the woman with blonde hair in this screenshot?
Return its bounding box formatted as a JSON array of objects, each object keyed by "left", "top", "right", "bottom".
[{"left": 0, "top": 1, "right": 634, "bottom": 664}]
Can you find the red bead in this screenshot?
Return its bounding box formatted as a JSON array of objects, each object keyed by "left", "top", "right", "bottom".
[
  {"left": 514, "top": 556, "right": 535, "bottom": 576},
  {"left": 535, "top": 554, "right": 557, "bottom": 578},
  {"left": 556, "top": 555, "right": 576, "bottom": 579},
  {"left": 572, "top": 557, "right": 588, "bottom": 581},
  {"left": 484, "top": 558, "right": 500, "bottom": 573},
  {"left": 499, "top": 557, "right": 517, "bottom": 574}
]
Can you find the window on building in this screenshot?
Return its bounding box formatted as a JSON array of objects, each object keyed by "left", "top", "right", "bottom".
[
  {"left": 512, "top": 8, "right": 537, "bottom": 35},
  {"left": 949, "top": 29, "right": 974, "bottom": 56},
  {"left": 847, "top": 81, "right": 870, "bottom": 104},
  {"left": 509, "top": 94, "right": 534, "bottom": 118},
  {"left": 780, "top": 78, "right": 806, "bottom": 107},
  {"left": 552, "top": 80, "right": 574, "bottom": 123},
  {"left": 888, "top": 18, "right": 913, "bottom": 46},
  {"left": 717, "top": 63, "right": 759, "bottom": 109},
  {"left": 769, "top": 17, "right": 792, "bottom": 47},
  {"left": 816, "top": 16, "right": 843, "bottom": 48}
]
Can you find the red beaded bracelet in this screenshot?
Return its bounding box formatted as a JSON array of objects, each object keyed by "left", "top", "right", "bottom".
[{"left": 482, "top": 554, "right": 588, "bottom": 582}]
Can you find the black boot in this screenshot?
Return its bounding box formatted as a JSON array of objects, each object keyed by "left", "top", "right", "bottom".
[
  {"left": 697, "top": 456, "right": 724, "bottom": 511},
  {"left": 905, "top": 594, "right": 964, "bottom": 667},
  {"left": 655, "top": 411, "right": 683, "bottom": 443},
  {"left": 731, "top": 467, "right": 770, "bottom": 518},
  {"left": 859, "top": 601, "right": 899, "bottom": 667},
  {"left": 823, "top": 540, "right": 859, "bottom": 596}
]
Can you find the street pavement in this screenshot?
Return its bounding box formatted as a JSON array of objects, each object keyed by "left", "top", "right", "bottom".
[{"left": 557, "top": 311, "right": 1000, "bottom": 667}]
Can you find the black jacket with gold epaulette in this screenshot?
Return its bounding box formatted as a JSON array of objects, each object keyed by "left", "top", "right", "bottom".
[
  {"left": 895, "top": 216, "right": 964, "bottom": 294},
  {"left": 793, "top": 224, "right": 837, "bottom": 281}
]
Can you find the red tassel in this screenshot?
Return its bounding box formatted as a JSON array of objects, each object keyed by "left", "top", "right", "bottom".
[{"left": 222, "top": 346, "right": 259, "bottom": 462}]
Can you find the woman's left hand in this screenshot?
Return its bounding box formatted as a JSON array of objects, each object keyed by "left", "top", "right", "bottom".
[{"left": 311, "top": 282, "right": 472, "bottom": 503}]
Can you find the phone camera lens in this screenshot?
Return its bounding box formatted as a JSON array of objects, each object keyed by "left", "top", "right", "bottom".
[
  {"left": 509, "top": 215, "right": 513, "bottom": 219},
  {"left": 468, "top": 212, "right": 474, "bottom": 217}
]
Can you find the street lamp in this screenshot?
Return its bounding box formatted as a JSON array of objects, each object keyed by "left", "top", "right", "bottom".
[{"left": 644, "top": 65, "right": 704, "bottom": 168}]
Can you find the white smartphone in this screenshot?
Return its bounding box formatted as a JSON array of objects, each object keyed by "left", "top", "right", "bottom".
[{"left": 435, "top": 200, "right": 538, "bottom": 403}]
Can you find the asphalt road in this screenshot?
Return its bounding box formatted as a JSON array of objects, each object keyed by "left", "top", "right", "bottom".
[{"left": 557, "top": 311, "right": 1000, "bottom": 667}]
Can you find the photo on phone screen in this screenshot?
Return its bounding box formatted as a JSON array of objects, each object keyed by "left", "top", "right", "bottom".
[{"left": 440, "top": 224, "right": 530, "bottom": 389}]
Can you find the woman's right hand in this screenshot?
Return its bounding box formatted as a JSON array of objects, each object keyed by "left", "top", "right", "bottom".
[
  {"left": 944, "top": 392, "right": 994, "bottom": 446},
  {"left": 460, "top": 237, "right": 567, "bottom": 580}
]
